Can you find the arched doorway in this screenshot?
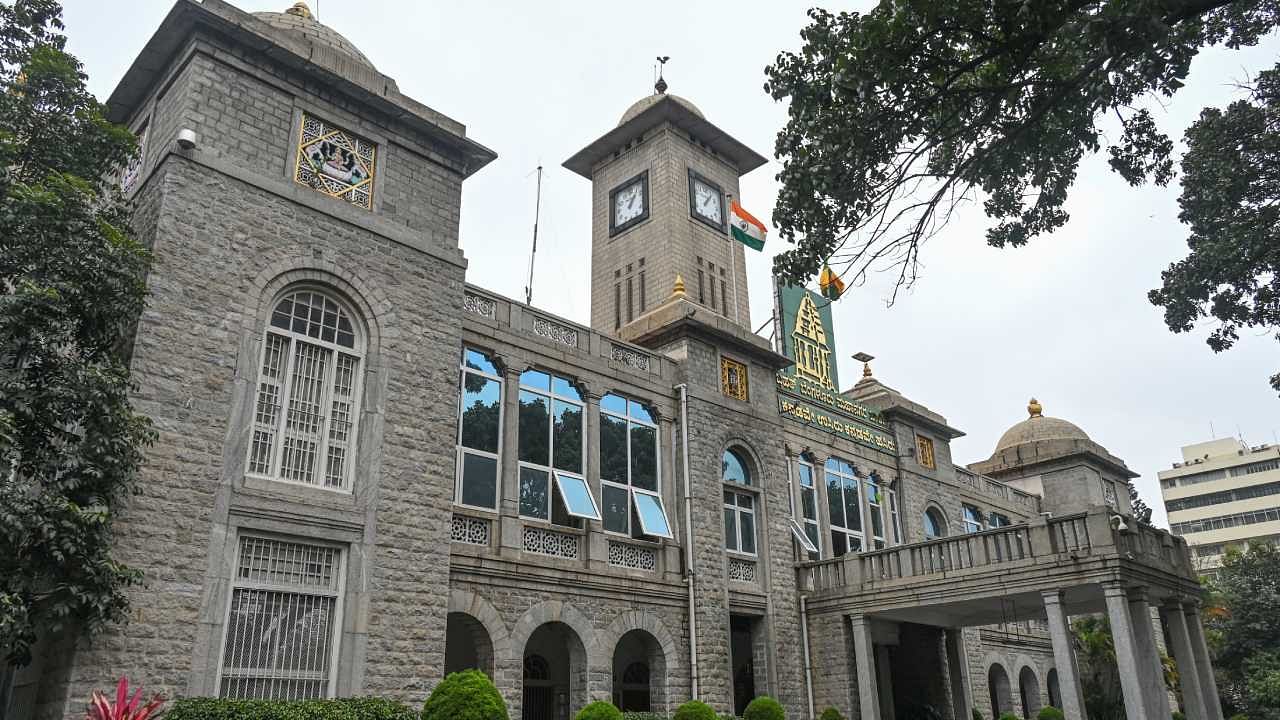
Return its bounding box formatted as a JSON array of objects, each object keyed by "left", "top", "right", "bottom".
[
  {"left": 988, "top": 664, "right": 1012, "bottom": 718},
  {"left": 445, "top": 612, "right": 495, "bottom": 677},
  {"left": 1047, "top": 669, "right": 1061, "bottom": 709},
  {"left": 612, "top": 629, "right": 667, "bottom": 712},
  {"left": 523, "top": 622, "right": 587, "bottom": 720},
  {"left": 1019, "top": 666, "right": 1040, "bottom": 718}
]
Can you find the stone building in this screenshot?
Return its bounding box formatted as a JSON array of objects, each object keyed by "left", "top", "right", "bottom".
[{"left": 0, "top": 4, "right": 1219, "bottom": 720}]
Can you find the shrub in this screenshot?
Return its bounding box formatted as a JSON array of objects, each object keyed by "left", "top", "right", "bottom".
[
  {"left": 674, "top": 700, "right": 718, "bottom": 720},
  {"left": 1036, "top": 708, "right": 1064, "bottom": 720},
  {"left": 819, "top": 708, "right": 845, "bottom": 720},
  {"left": 1228, "top": 715, "right": 1247, "bottom": 720},
  {"left": 972, "top": 709, "right": 984, "bottom": 720},
  {"left": 621, "top": 714, "right": 667, "bottom": 720},
  {"left": 743, "top": 697, "right": 784, "bottom": 720},
  {"left": 166, "top": 697, "right": 417, "bottom": 720},
  {"left": 577, "top": 702, "right": 622, "bottom": 720},
  {"left": 422, "top": 670, "right": 508, "bottom": 720},
  {"left": 998, "top": 713, "right": 1022, "bottom": 720}
]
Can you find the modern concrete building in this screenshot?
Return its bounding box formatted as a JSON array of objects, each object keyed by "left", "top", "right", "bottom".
[
  {"left": 0, "top": 4, "right": 1218, "bottom": 720},
  {"left": 1159, "top": 438, "right": 1280, "bottom": 575}
]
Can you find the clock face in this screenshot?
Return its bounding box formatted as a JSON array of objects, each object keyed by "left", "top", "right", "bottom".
[
  {"left": 609, "top": 172, "right": 649, "bottom": 236},
  {"left": 693, "top": 180, "right": 722, "bottom": 224}
]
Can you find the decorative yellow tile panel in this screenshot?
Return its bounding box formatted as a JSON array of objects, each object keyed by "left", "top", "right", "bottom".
[
  {"left": 721, "top": 356, "right": 749, "bottom": 402},
  {"left": 294, "top": 113, "right": 376, "bottom": 210}
]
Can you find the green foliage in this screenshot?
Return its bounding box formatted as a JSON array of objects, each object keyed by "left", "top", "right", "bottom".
[
  {"left": 1205, "top": 543, "right": 1280, "bottom": 715},
  {"left": 576, "top": 702, "right": 622, "bottom": 720},
  {"left": 1230, "top": 715, "right": 1249, "bottom": 720},
  {"left": 762, "top": 0, "right": 1280, "bottom": 390},
  {"left": 0, "top": 0, "right": 152, "bottom": 667},
  {"left": 1036, "top": 707, "right": 1064, "bottom": 720},
  {"left": 166, "top": 697, "right": 417, "bottom": 720},
  {"left": 971, "top": 709, "right": 983, "bottom": 720},
  {"left": 1173, "top": 712, "right": 1186, "bottom": 720},
  {"left": 1073, "top": 616, "right": 1125, "bottom": 720},
  {"left": 621, "top": 713, "right": 667, "bottom": 720},
  {"left": 1148, "top": 66, "right": 1280, "bottom": 394},
  {"left": 743, "top": 696, "right": 784, "bottom": 720},
  {"left": 421, "top": 670, "right": 507, "bottom": 720},
  {"left": 997, "top": 713, "right": 1021, "bottom": 720},
  {"left": 820, "top": 708, "right": 845, "bottom": 720},
  {"left": 673, "top": 700, "right": 718, "bottom": 720}
]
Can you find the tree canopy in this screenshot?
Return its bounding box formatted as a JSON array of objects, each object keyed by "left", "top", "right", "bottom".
[
  {"left": 0, "top": 0, "right": 152, "bottom": 666},
  {"left": 1205, "top": 542, "right": 1280, "bottom": 717},
  {"left": 764, "top": 0, "right": 1279, "bottom": 387}
]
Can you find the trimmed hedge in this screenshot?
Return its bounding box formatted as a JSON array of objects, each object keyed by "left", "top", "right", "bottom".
[
  {"left": 1036, "top": 708, "right": 1064, "bottom": 720},
  {"left": 998, "top": 713, "right": 1023, "bottom": 720},
  {"left": 621, "top": 714, "right": 666, "bottom": 720},
  {"left": 674, "top": 700, "right": 718, "bottom": 720},
  {"left": 166, "top": 697, "right": 416, "bottom": 720},
  {"left": 819, "top": 708, "right": 844, "bottom": 720},
  {"left": 743, "top": 697, "right": 784, "bottom": 720},
  {"left": 576, "top": 702, "right": 622, "bottom": 720},
  {"left": 422, "top": 670, "right": 508, "bottom": 720},
  {"left": 972, "top": 709, "right": 984, "bottom": 720}
]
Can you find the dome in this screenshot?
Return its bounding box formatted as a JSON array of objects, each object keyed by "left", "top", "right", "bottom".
[
  {"left": 619, "top": 93, "right": 704, "bottom": 126},
  {"left": 253, "top": 2, "right": 374, "bottom": 70},
  {"left": 993, "top": 398, "right": 1091, "bottom": 453}
]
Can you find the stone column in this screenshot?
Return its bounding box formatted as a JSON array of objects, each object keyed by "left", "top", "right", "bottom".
[
  {"left": 1042, "top": 591, "right": 1087, "bottom": 720},
  {"left": 851, "top": 614, "right": 882, "bottom": 720},
  {"left": 1184, "top": 604, "right": 1224, "bottom": 720},
  {"left": 945, "top": 628, "right": 971, "bottom": 720},
  {"left": 1102, "top": 582, "right": 1151, "bottom": 720},
  {"left": 1162, "top": 602, "right": 1208, "bottom": 720},
  {"left": 1128, "top": 589, "right": 1172, "bottom": 720},
  {"left": 498, "top": 361, "right": 525, "bottom": 551}
]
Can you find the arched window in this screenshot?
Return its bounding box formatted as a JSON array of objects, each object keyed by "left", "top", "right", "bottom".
[
  {"left": 247, "top": 289, "right": 364, "bottom": 490},
  {"left": 924, "top": 507, "right": 947, "bottom": 539},
  {"left": 723, "top": 447, "right": 756, "bottom": 554}
]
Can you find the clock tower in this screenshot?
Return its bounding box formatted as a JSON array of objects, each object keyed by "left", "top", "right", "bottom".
[{"left": 564, "top": 84, "right": 767, "bottom": 334}]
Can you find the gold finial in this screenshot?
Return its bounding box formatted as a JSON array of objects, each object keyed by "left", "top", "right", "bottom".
[
  {"left": 673, "top": 274, "right": 686, "bottom": 297},
  {"left": 1028, "top": 398, "right": 1043, "bottom": 418},
  {"left": 852, "top": 352, "right": 875, "bottom": 379},
  {"left": 863, "top": 362, "right": 872, "bottom": 378},
  {"left": 286, "top": 2, "right": 313, "bottom": 19}
]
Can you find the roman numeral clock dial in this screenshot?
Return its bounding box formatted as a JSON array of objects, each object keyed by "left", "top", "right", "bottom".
[{"left": 609, "top": 172, "right": 649, "bottom": 236}]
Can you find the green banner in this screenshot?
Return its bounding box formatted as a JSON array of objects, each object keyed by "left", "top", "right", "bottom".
[{"left": 774, "top": 281, "right": 896, "bottom": 452}]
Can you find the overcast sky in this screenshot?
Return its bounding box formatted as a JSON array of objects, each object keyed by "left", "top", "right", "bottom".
[{"left": 65, "top": 0, "right": 1280, "bottom": 527}]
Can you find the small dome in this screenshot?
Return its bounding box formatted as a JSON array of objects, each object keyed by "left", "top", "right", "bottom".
[
  {"left": 619, "top": 93, "right": 704, "bottom": 126},
  {"left": 253, "top": 2, "right": 374, "bottom": 70},
  {"left": 993, "top": 398, "right": 1091, "bottom": 453}
]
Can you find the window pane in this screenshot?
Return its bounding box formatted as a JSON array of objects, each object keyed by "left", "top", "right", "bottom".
[
  {"left": 805, "top": 521, "right": 821, "bottom": 555},
  {"left": 518, "top": 390, "right": 550, "bottom": 465},
  {"left": 520, "top": 466, "right": 550, "bottom": 520},
  {"left": 464, "top": 348, "right": 498, "bottom": 376},
  {"left": 600, "top": 413, "right": 628, "bottom": 483},
  {"left": 827, "top": 474, "right": 845, "bottom": 528},
  {"left": 831, "top": 531, "right": 847, "bottom": 557},
  {"left": 279, "top": 340, "right": 331, "bottom": 484},
  {"left": 739, "top": 512, "right": 756, "bottom": 555},
  {"left": 870, "top": 505, "right": 884, "bottom": 540},
  {"left": 325, "top": 352, "right": 358, "bottom": 488},
  {"left": 520, "top": 369, "right": 550, "bottom": 390},
  {"left": 801, "top": 487, "right": 817, "bottom": 522},
  {"left": 629, "top": 401, "right": 655, "bottom": 424},
  {"left": 791, "top": 520, "right": 817, "bottom": 554},
  {"left": 249, "top": 333, "right": 288, "bottom": 475},
  {"left": 722, "top": 449, "right": 749, "bottom": 485},
  {"left": 798, "top": 463, "right": 814, "bottom": 488},
  {"left": 554, "top": 473, "right": 601, "bottom": 520},
  {"left": 844, "top": 479, "right": 862, "bottom": 532},
  {"left": 633, "top": 491, "right": 673, "bottom": 538},
  {"left": 724, "top": 508, "right": 737, "bottom": 551},
  {"left": 602, "top": 482, "right": 630, "bottom": 533},
  {"left": 460, "top": 374, "right": 500, "bottom": 453},
  {"left": 602, "top": 393, "right": 628, "bottom": 416},
  {"left": 630, "top": 423, "right": 657, "bottom": 490},
  {"left": 553, "top": 376, "right": 580, "bottom": 401},
  {"left": 736, "top": 493, "right": 753, "bottom": 510},
  {"left": 552, "top": 400, "right": 583, "bottom": 474},
  {"left": 461, "top": 452, "right": 497, "bottom": 509}
]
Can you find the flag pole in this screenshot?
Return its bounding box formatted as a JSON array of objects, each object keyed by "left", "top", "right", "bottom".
[{"left": 726, "top": 192, "right": 741, "bottom": 326}]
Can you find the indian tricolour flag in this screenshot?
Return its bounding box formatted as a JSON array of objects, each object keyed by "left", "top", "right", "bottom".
[{"left": 729, "top": 200, "right": 766, "bottom": 251}]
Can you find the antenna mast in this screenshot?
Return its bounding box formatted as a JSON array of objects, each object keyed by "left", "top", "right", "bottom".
[{"left": 525, "top": 165, "right": 543, "bottom": 305}]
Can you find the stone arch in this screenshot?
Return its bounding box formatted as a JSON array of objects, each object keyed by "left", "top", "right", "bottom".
[
  {"left": 447, "top": 589, "right": 511, "bottom": 679},
  {"left": 987, "top": 661, "right": 1013, "bottom": 719},
  {"left": 509, "top": 601, "right": 605, "bottom": 720},
  {"left": 922, "top": 501, "right": 950, "bottom": 539},
  {"left": 600, "top": 611, "right": 680, "bottom": 714},
  {"left": 1018, "top": 664, "right": 1041, "bottom": 718},
  {"left": 249, "top": 259, "right": 391, "bottom": 352},
  {"left": 721, "top": 438, "right": 766, "bottom": 488}
]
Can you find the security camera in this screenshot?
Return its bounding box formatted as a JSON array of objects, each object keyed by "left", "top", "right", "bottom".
[
  {"left": 1110, "top": 514, "right": 1129, "bottom": 533},
  {"left": 176, "top": 128, "right": 199, "bottom": 151}
]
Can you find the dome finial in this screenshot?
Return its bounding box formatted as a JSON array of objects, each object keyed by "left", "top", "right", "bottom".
[
  {"left": 1028, "top": 397, "right": 1043, "bottom": 418},
  {"left": 655, "top": 55, "right": 670, "bottom": 94},
  {"left": 672, "top": 273, "right": 686, "bottom": 297},
  {"left": 286, "top": 2, "right": 312, "bottom": 19}
]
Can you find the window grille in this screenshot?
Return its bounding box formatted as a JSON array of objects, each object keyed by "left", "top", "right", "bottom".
[
  {"left": 727, "top": 557, "right": 756, "bottom": 582},
  {"left": 825, "top": 457, "right": 864, "bottom": 556},
  {"left": 916, "top": 435, "right": 936, "bottom": 469},
  {"left": 522, "top": 525, "right": 580, "bottom": 559},
  {"left": 248, "top": 290, "right": 363, "bottom": 490},
  {"left": 456, "top": 348, "right": 502, "bottom": 511},
  {"left": 218, "top": 536, "right": 343, "bottom": 700},
  {"left": 451, "top": 514, "right": 491, "bottom": 546}
]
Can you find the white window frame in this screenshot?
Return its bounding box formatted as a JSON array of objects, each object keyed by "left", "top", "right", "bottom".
[
  {"left": 455, "top": 347, "right": 503, "bottom": 512},
  {"left": 962, "top": 503, "right": 985, "bottom": 534},
  {"left": 723, "top": 487, "right": 758, "bottom": 556},
  {"left": 888, "top": 489, "right": 902, "bottom": 545},
  {"left": 215, "top": 533, "right": 346, "bottom": 700},
  {"left": 632, "top": 487, "right": 674, "bottom": 538},
  {"left": 553, "top": 471, "right": 602, "bottom": 520},
  {"left": 825, "top": 457, "right": 865, "bottom": 556},
  {"left": 246, "top": 288, "right": 364, "bottom": 493},
  {"left": 865, "top": 471, "right": 887, "bottom": 550},
  {"left": 795, "top": 459, "right": 821, "bottom": 558},
  {"left": 600, "top": 394, "right": 666, "bottom": 538},
  {"left": 517, "top": 369, "right": 586, "bottom": 524}
]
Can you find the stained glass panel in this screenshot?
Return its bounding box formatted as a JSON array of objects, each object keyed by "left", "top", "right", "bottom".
[{"left": 295, "top": 113, "right": 377, "bottom": 210}]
